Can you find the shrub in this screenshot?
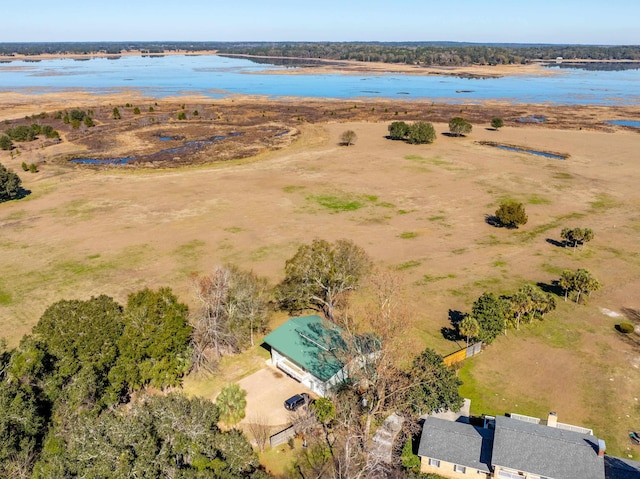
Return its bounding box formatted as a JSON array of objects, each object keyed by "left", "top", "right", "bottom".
[
  {"left": 133, "top": 107, "right": 141, "bottom": 115},
  {"left": 340, "top": 129, "right": 357, "bottom": 146},
  {"left": 618, "top": 322, "right": 635, "bottom": 334},
  {"left": 5, "top": 125, "right": 37, "bottom": 142},
  {"left": 69, "top": 109, "right": 86, "bottom": 122},
  {"left": 491, "top": 117, "right": 504, "bottom": 130},
  {"left": 21, "top": 162, "right": 28, "bottom": 171},
  {"left": 495, "top": 200, "right": 528, "bottom": 228},
  {"left": 177, "top": 112, "right": 187, "bottom": 120},
  {"left": 0, "top": 135, "right": 12, "bottom": 150},
  {"left": 0, "top": 163, "right": 22, "bottom": 201},
  {"left": 29, "top": 163, "right": 38, "bottom": 173}
]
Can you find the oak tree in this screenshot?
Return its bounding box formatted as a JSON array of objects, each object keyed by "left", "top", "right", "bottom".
[
  {"left": 277, "top": 239, "right": 371, "bottom": 323},
  {"left": 407, "top": 121, "right": 436, "bottom": 144},
  {"left": 449, "top": 117, "right": 472, "bottom": 136}
]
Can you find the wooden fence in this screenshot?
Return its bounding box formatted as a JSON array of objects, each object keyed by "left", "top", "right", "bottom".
[
  {"left": 443, "top": 341, "right": 482, "bottom": 367},
  {"left": 269, "top": 424, "right": 296, "bottom": 448}
]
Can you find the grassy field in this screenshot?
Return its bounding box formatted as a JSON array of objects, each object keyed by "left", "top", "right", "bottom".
[{"left": 1, "top": 102, "right": 639, "bottom": 460}]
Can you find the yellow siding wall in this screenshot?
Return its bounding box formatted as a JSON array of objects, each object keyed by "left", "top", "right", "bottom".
[{"left": 420, "top": 457, "right": 488, "bottom": 479}]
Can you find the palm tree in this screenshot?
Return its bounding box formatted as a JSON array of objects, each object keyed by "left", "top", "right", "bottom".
[
  {"left": 459, "top": 315, "right": 480, "bottom": 346},
  {"left": 216, "top": 384, "right": 247, "bottom": 426}
]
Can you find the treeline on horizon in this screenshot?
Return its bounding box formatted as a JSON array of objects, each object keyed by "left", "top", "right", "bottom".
[{"left": 2, "top": 41, "right": 640, "bottom": 65}]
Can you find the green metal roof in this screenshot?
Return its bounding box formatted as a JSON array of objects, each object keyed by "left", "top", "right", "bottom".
[{"left": 263, "top": 315, "right": 346, "bottom": 382}]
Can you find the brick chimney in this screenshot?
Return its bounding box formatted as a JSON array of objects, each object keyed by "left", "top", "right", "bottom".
[
  {"left": 598, "top": 439, "right": 606, "bottom": 457},
  {"left": 547, "top": 412, "right": 558, "bottom": 428}
]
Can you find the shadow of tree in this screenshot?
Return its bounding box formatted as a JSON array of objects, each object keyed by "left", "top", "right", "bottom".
[
  {"left": 485, "top": 214, "right": 501, "bottom": 227},
  {"left": 545, "top": 238, "right": 566, "bottom": 248},
  {"left": 484, "top": 214, "right": 512, "bottom": 229},
  {"left": 441, "top": 132, "right": 468, "bottom": 138},
  {"left": 441, "top": 310, "right": 466, "bottom": 345},
  {"left": 536, "top": 280, "right": 564, "bottom": 297},
  {"left": 0, "top": 187, "right": 31, "bottom": 203}
]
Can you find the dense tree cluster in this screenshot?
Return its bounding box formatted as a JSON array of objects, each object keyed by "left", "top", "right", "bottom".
[
  {"left": 3, "top": 123, "right": 59, "bottom": 142},
  {"left": 4, "top": 42, "right": 639, "bottom": 67},
  {"left": 464, "top": 284, "right": 556, "bottom": 344},
  {"left": 215, "top": 42, "right": 640, "bottom": 66},
  {"left": 387, "top": 121, "right": 436, "bottom": 144},
  {"left": 0, "top": 288, "right": 263, "bottom": 478}
]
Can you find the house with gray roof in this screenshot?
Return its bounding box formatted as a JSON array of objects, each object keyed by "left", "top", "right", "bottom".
[
  {"left": 263, "top": 315, "right": 376, "bottom": 397},
  {"left": 418, "top": 416, "right": 493, "bottom": 477},
  {"left": 418, "top": 412, "right": 608, "bottom": 479},
  {"left": 492, "top": 415, "right": 604, "bottom": 479}
]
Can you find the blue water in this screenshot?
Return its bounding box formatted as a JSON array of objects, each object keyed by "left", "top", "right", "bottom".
[
  {"left": 1, "top": 55, "right": 639, "bottom": 105},
  {"left": 604, "top": 120, "right": 640, "bottom": 127},
  {"left": 483, "top": 143, "right": 566, "bottom": 160}
]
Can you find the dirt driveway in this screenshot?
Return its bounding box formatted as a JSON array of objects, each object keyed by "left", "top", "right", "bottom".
[{"left": 238, "top": 365, "right": 314, "bottom": 429}]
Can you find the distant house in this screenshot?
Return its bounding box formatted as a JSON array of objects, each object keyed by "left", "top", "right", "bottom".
[
  {"left": 263, "top": 315, "right": 377, "bottom": 397},
  {"left": 418, "top": 412, "right": 610, "bottom": 479}
]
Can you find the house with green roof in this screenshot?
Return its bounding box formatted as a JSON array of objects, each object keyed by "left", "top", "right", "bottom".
[{"left": 263, "top": 315, "right": 363, "bottom": 397}]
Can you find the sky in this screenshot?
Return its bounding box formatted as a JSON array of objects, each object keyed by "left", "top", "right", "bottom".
[{"left": 3, "top": 0, "right": 639, "bottom": 45}]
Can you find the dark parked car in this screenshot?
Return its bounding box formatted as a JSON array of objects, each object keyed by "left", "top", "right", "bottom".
[{"left": 284, "top": 393, "right": 309, "bottom": 411}]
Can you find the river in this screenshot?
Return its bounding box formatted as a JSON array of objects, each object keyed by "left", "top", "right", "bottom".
[{"left": 1, "top": 54, "right": 639, "bottom": 105}]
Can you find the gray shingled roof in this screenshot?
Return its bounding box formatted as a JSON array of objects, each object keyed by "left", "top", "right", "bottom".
[
  {"left": 605, "top": 455, "right": 640, "bottom": 479},
  {"left": 418, "top": 417, "right": 493, "bottom": 473},
  {"left": 492, "top": 415, "right": 605, "bottom": 479}
]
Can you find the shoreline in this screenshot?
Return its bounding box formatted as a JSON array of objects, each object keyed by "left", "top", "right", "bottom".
[
  {"left": 0, "top": 50, "right": 557, "bottom": 78},
  {"left": 0, "top": 91, "right": 638, "bottom": 132}
]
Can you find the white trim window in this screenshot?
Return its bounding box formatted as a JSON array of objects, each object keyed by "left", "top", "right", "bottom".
[
  {"left": 498, "top": 470, "right": 523, "bottom": 479},
  {"left": 428, "top": 458, "right": 441, "bottom": 467},
  {"left": 454, "top": 464, "right": 467, "bottom": 474}
]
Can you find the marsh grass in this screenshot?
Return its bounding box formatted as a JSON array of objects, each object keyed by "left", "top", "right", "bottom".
[
  {"left": 527, "top": 194, "right": 552, "bottom": 205},
  {"left": 173, "top": 239, "right": 207, "bottom": 261},
  {"left": 590, "top": 193, "right": 619, "bottom": 211},
  {"left": 418, "top": 273, "right": 456, "bottom": 284},
  {"left": 399, "top": 231, "right": 418, "bottom": 239},
  {"left": 552, "top": 172, "right": 573, "bottom": 180},
  {"left": 404, "top": 154, "right": 451, "bottom": 166},
  {"left": 397, "top": 260, "right": 422, "bottom": 270},
  {"left": 282, "top": 185, "right": 306, "bottom": 193}
]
